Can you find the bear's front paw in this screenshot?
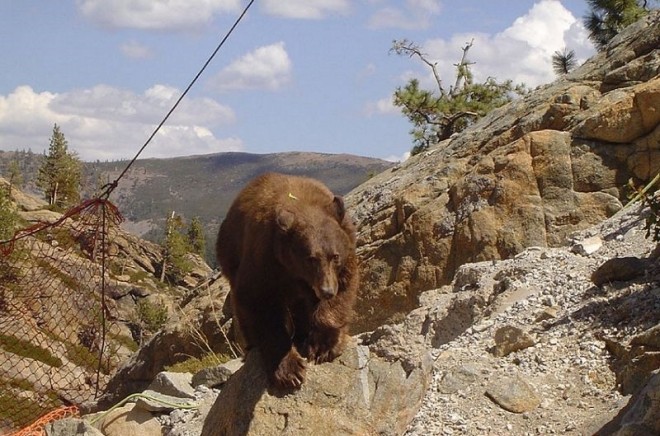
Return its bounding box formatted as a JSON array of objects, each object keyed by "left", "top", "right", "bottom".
[
  {"left": 306, "top": 330, "right": 347, "bottom": 364},
  {"left": 272, "top": 349, "right": 307, "bottom": 389}
]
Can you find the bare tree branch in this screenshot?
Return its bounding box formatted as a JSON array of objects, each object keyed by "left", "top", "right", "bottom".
[
  {"left": 391, "top": 39, "right": 446, "bottom": 96},
  {"left": 451, "top": 39, "right": 475, "bottom": 97}
]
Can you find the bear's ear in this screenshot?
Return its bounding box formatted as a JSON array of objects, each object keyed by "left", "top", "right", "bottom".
[
  {"left": 332, "top": 196, "right": 345, "bottom": 222},
  {"left": 276, "top": 208, "right": 295, "bottom": 232}
]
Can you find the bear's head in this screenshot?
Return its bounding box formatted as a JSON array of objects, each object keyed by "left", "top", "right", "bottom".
[{"left": 274, "top": 196, "right": 354, "bottom": 301}]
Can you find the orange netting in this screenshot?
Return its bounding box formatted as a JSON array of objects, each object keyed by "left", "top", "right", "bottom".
[{"left": 7, "top": 405, "right": 80, "bottom": 436}]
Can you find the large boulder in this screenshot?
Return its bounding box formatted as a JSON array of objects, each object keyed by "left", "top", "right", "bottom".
[
  {"left": 200, "top": 329, "right": 432, "bottom": 435},
  {"left": 347, "top": 11, "right": 660, "bottom": 332}
]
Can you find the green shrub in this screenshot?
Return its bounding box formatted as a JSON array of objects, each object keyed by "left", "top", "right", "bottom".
[
  {"left": 165, "top": 352, "right": 230, "bottom": 374},
  {"left": 65, "top": 342, "right": 110, "bottom": 374},
  {"left": 129, "top": 270, "right": 150, "bottom": 283},
  {"left": 136, "top": 299, "right": 168, "bottom": 333}
]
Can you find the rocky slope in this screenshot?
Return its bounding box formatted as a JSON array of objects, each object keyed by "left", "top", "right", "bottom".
[
  {"left": 404, "top": 203, "right": 660, "bottom": 435},
  {"left": 0, "top": 177, "right": 215, "bottom": 431},
  {"left": 347, "top": 11, "right": 660, "bottom": 332}
]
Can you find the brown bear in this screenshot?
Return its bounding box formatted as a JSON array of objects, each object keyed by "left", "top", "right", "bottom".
[{"left": 216, "top": 172, "right": 359, "bottom": 389}]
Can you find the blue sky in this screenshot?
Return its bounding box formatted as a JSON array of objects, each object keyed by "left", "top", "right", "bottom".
[{"left": 0, "top": 0, "right": 596, "bottom": 163}]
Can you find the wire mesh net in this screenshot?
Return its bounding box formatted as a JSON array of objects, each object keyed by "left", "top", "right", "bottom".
[
  {"left": 0, "top": 199, "right": 125, "bottom": 432},
  {"left": 0, "top": 5, "right": 256, "bottom": 432}
]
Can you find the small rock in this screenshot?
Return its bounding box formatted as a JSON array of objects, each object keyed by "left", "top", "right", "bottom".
[
  {"left": 148, "top": 371, "right": 195, "bottom": 399},
  {"left": 437, "top": 365, "right": 480, "bottom": 394},
  {"left": 491, "top": 325, "right": 536, "bottom": 357},
  {"left": 591, "top": 257, "right": 649, "bottom": 286},
  {"left": 475, "top": 319, "right": 495, "bottom": 332},
  {"left": 94, "top": 403, "right": 162, "bottom": 436},
  {"left": 45, "top": 418, "right": 104, "bottom": 436},
  {"left": 541, "top": 296, "right": 556, "bottom": 307},
  {"left": 192, "top": 358, "right": 243, "bottom": 388},
  {"left": 534, "top": 307, "right": 558, "bottom": 322},
  {"left": 486, "top": 374, "right": 541, "bottom": 413},
  {"left": 571, "top": 236, "right": 603, "bottom": 256}
]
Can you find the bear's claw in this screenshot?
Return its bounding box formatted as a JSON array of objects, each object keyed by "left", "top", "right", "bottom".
[
  {"left": 305, "top": 329, "right": 347, "bottom": 364},
  {"left": 273, "top": 349, "right": 307, "bottom": 389}
]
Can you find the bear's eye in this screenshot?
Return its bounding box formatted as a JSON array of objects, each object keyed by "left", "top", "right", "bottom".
[{"left": 330, "top": 253, "right": 340, "bottom": 263}]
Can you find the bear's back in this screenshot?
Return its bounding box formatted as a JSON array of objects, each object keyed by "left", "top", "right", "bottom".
[{"left": 240, "top": 172, "right": 335, "bottom": 212}]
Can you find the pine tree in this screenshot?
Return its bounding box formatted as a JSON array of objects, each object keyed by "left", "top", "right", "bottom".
[
  {"left": 584, "top": 0, "right": 649, "bottom": 51},
  {"left": 187, "top": 216, "right": 206, "bottom": 257},
  {"left": 6, "top": 160, "right": 23, "bottom": 196},
  {"left": 0, "top": 186, "right": 24, "bottom": 298},
  {"left": 160, "top": 212, "right": 193, "bottom": 283},
  {"left": 36, "top": 124, "right": 82, "bottom": 209},
  {"left": 391, "top": 39, "right": 527, "bottom": 155},
  {"left": 552, "top": 48, "right": 577, "bottom": 75},
  {"left": 0, "top": 186, "right": 18, "bottom": 241}
]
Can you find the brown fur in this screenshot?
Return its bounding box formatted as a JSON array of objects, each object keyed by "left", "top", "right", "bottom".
[{"left": 216, "top": 172, "right": 358, "bottom": 389}]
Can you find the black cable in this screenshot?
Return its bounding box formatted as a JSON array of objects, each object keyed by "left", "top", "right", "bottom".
[{"left": 101, "top": 0, "right": 256, "bottom": 200}]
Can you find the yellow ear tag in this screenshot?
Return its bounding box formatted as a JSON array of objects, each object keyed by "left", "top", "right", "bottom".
[{"left": 288, "top": 192, "right": 299, "bottom": 201}]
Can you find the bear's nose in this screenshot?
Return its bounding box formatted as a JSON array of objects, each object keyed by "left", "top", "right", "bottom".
[{"left": 319, "top": 285, "right": 336, "bottom": 300}]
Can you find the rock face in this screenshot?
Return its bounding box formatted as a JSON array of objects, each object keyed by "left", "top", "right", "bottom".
[
  {"left": 200, "top": 338, "right": 431, "bottom": 436},
  {"left": 347, "top": 11, "right": 660, "bottom": 332},
  {"left": 612, "top": 370, "right": 660, "bottom": 436}
]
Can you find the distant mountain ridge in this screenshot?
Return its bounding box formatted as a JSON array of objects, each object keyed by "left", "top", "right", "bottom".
[{"left": 0, "top": 150, "right": 393, "bottom": 262}]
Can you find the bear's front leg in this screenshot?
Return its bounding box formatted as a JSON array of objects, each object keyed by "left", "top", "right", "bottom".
[
  {"left": 302, "top": 288, "right": 354, "bottom": 364},
  {"left": 305, "top": 325, "right": 348, "bottom": 364},
  {"left": 260, "top": 318, "right": 307, "bottom": 389},
  {"left": 272, "top": 347, "right": 307, "bottom": 389},
  {"left": 236, "top": 296, "right": 307, "bottom": 390}
]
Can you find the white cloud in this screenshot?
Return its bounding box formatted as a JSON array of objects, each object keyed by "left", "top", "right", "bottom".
[
  {"left": 0, "top": 85, "right": 242, "bottom": 161},
  {"left": 208, "top": 42, "right": 292, "bottom": 92},
  {"left": 384, "top": 151, "right": 410, "bottom": 162},
  {"left": 120, "top": 40, "right": 154, "bottom": 59},
  {"left": 77, "top": 0, "right": 240, "bottom": 31},
  {"left": 419, "top": 0, "right": 595, "bottom": 89},
  {"left": 261, "top": 0, "right": 350, "bottom": 19},
  {"left": 368, "top": 0, "right": 442, "bottom": 30},
  {"left": 363, "top": 95, "right": 398, "bottom": 117}
]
